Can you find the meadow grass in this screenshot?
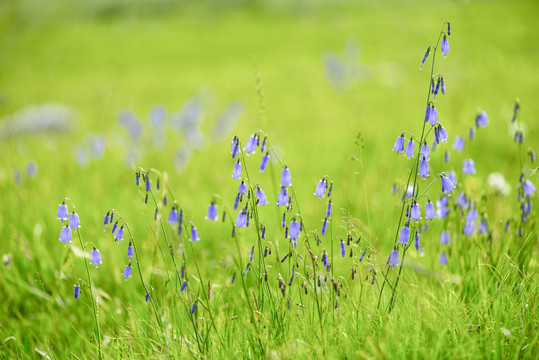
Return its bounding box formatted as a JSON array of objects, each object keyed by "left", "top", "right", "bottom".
[{"left": 1, "top": 0, "right": 538, "bottom": 358}]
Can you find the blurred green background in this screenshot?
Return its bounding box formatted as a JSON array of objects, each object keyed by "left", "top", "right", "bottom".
[{"left": 1, "top": 0, "right": 538, "bottom": 357}]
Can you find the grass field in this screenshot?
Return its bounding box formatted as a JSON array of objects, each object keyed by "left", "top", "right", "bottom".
[{"left": 1, "top": 0, "right": 538, "bottom": 358}]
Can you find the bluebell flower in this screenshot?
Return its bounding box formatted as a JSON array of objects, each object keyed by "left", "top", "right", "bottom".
[
  {"left": 463, "top": 222, "right": 475, "bottom": 236},
  {"left": 326, "top": 200, "right": 332, "bottom": 218},
  {"left": 256, "top": 187, "right": 267, "bottom": 206},
  {"left": 74, "top": 285, "right": 80, "bottom": 299},
  {"left": 322, "top": 252, "right": 328, "bottom": 267},
  {"left": 359, "top": 249, "right": 366, "bottom": 262},
  {"left": 111, "top": 221, "right": 118, "bottom": 235},
  {"left": 425, "top": 200, "right": 435, "bottom": 220},
  {"left": 405, "top": 138, "right": 415, "bottom": 158},
  {"left": 69, "top": 212, "right": 80, "bottom": 230},
  {"left": 398, "top": 224, "right": 410, "bottom": 244},
  {"left": 406, "top": 185, "right": 414, "bottom": 199},
  {"left": 389, "top": 249, "right": 399, "bottom": 266},
  {"left": 261, "top": 225, "right": 266, "bottom": 239},
  {"left": 441, "top": 35, "right": 449, "bottom": 57},
  {"left": 438, "top": 125, "right": 448, "bottom": 143},
  {"left": 523, "top": 179, "right": 536, "bottom": 197},
  {"left": 145, "top": 176, "right": 150, "bottom": 192},
  {"left": 261, "top": 136, "right": 267, "bottom": 153},
  {"left": 190, "top": 225, "right": 200, "bottom": 242},
  {"left": 181, "top": 280, "right": 187, "bottom": 292},
  {"left": 232, "top": 160, "right": 241, "bottom": 179},
  {"left": 90, "top": 248, "right": 102, "bottom": 267},
  {"left": 439, "top": 252, "right": 448, "bottom": 265},
  {"left": 260, "top": 152, "right": 270, "bottom": 172},
  {"left": 322, "top": 218, "right": 328, "bottom": 235},
  {"left": 168, "top": 207, "right": 179, "bottom": 224},
  {"left": 57, "top": 203, "right": 68, "bottom": 221},
  {"left": 441, "top": 77, "right": 446, "bottom": 94},
  {"left": 420, "top": 47, "right": 430, "bottom": 69},
  {"left": 238, "top": 181, "right": 247, "bottom": 196},
  {"left": 440, "top": 230, "right": 450, "bottom": 245},
  {"left": 393, "top": 134, "right": 405, "bottom": 154},
  {"left": 411, "top": 203, "right": 421, "bottom": 220},
  {"left": 231, "top": 137, "right": 239, "bottom": 158},
  {"left": 123, "top": 264, "right": 132, "bottom": 279},
  {"left": 430, "top": 79, "right": 435, "bottom": 94},
  {"left": 419, "top": 156, "right": 429, "bottom": 179},
  {"left": 530, "top": 150, "right": 536, "bottom": 163},
  {"left": 469, "top": 127, "right": 475, "bottom": 140},
  {"left": 244, "top": 134, "right": 257, "bottom": 154},
  {"left": 289, "top": 220, "right": 300, "bottom": 240},
  {"left": 462, "top": 159, "right": 476, "bottom": 175},
  {"left": 315, "top": 179, "right": 327, "bottom": 198},
  {"left": 424, "top": 105, "right": 431, "bottom": 123},
  {"left": 178, "top": 223, "right": 183, "bottom": 236},
  {"left": 478, "top": 220, "right": 488, "bottom": 234},
  {"left": 249, "top": 245, "right": 254, "bottom": 262},
  {"left": 466, "top": 209, "right": 478, "bottom": 223},
  {"left": 475, "top": 111, "right": 489, "bottom": 127},
  {"left": 236, "top": 209, "right": 247, "bottom": 228},
  {"left": 127, "top": 244, "right": 133, "bottom": 259},
  {"left": 206, "top": 203, "right": 218, "bottom": 221},
  {"left": 103, "top": 212, "right": 109, "bottom": 231},
  {"left": 444, "top": 151, "right": 450, "bottom": 163},
  {"left": 441, "top": 175, "right": 455, "bottom": 194},
  {"left": 136, "top": 172, "right": 140, "bottom": 186},
  {"left": 429, "top": 107, "right": 438, "bottom": 126},
  {"left": 457, "top": 192, "right": 469, "bottom": 210},
  {"left": 60, "top": 225, "right": 72, "bottom": 245},
  {"left": 452, "top": 136, "right": 464, "bottom": 151},
  {"left": 340, "top": 240, "right": 345, "bottom": 257},
  {"left": 114, "top": 226, "right": 124, "bottom": 242},
  {"left": 434, "top": 78, "right": 441, "bottom": 97},
  {"left": 447, "top": 171, "right": 457, "bottom": 187},
  {"left": 447, "top": 22, "right": 451, "bottom": 35},
  {"left": 281, "top": 166, "right": 292, "bottom": 187},
  {"left": 420, "top": 142, "right": 430, "bottom": 160},
  {"left": 276, "top": 187, "right": 288, "bottom": 206},
  {"left": 414, "top": 232, "right": 420, "bottom": 250},
  {"left": 434, "top": 127, "right": 440, "bottom": 144},
  {"left": 234, "top": 194, "right": 240, "bottom": 210}
]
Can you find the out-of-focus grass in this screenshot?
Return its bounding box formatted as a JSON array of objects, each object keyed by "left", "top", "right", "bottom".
[{"left": 0, "top": 0, "right": 538, "bottom": 358}]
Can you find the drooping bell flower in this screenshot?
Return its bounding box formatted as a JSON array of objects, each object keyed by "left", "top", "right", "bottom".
[
  {"left": 276, "top": 187, "right": 288, "bottom": 206},
  {"left": 181, "top": 280, "right": 188, "bottom": 292},
  {"left": 414, "top": 231, "right": 420, "bottom": 250},
  {"left": 74, "top": 285, "right": 80, "bottom": 299},
  {"left": 321, "top": 218, "right": 328, "bottom": 235},
  {"left": 420, "top": 142, "right": 430, "bottom": 160},
  {"left": 281, "top": 166, "right": 292, "bottom": 187},
  {"left": 441, "top": 175, "right": 455, "bottom": 194},
  {"left": 389, "top": 249, "right": 399, "bottom": 267},
  {"left": 411, "top": 203, "right": 421, "bottom": 220},
  {"left": 452, "top": 136, "right": 464, "bottom": 151},
  {"left": 69, "top": 212, "right": 80, "bottom": 230},
  {"left": 114, "top": 226, "right": 125, "bottom": 242},
  {"left": 475, "top": 111, "right": 489, "bottom": 127},
  {"left": 206, "top": 203, "right": 218, "bottom": 221},
  {"left": 398, "top": 224, "right": 410, "bottom": 244},
  {"left": 236, "top": 209, "right": 247, "bottom": 228},
  {"left": 440, "top": 230, "right": 450, "bottom": 245},
  {"left": 57, "top": 202, "right": 68, "bottom": 221},
  {"left": 289, "top": 220, "right": 300, "bottom": 240},
  {"left": 438, "top": 125, "right": 448, "bottom": 143},
  {"left": 405, "top": 138, "right": 415, "bottom": 159},
  {"left": 314, "top": 179, "right": 327, "bottom": 198},
  {"left": 90, "top": 248, "right": 102, "bottom": 267},
  {"left": 441, "top": 35, "right": 449, "bottom": 57},
  {"left": 340, "top": 240, "right": 346, "bottom": 258},
  {"left": 123, "top": 263, "right": 132, "bottom": 279},
  {"left": 326, "top": 200, "right": 332, "bottom": 218},
  {"left": 255, "top": 187, "right": 267, "bottom": 206},
  {"left": 190, "top": 225, "right": 200, "bottom": 242},
  {"left": 441, "top": 77, "right": 446, "bottom": 94},
  {"left": 127, "top": 243, "right": 134, "bottom": 259},
  {"left": 103, "top": 212, "right": 110, "bottom": 231},
  {"left": 439, "top": 252, "right": 448, "bottom": 265},
  {"left": 260, "top": 152, "right": 270, "bottom": 172},
  {"left": 260, "top": 136, "right": 267, "bottom": 153},
  {"left": 393, "top": 133, "right": 405, "bottom": 154},
  {"left": 420, "top": 47, "right": 430, "bottom": 69},
  {"left": 419, "top": 156, "right": 429, "bottom": 179},
  {"left": 233, "top": 194, "right": 240, "bottom": 210},
  {"left": 244, "top": 134, "right": 257, "bottom": 154},
  {"left": 429, "top": 106, "right": 438, "bottom": 126},
  {"left": 168, "top": 206, "right": 179, "bottom": 224},
  {"left": 523, "top": 179, "right": 536, "bottom": 197},
  {"left": 232, "top": 160, "right": 241, "bottom": 179},
  {"left": 425, "top": 200, "right": 435, "bottom": 220},
  {"left": 60, "top": 225, "right": 72, "bottom": 245},
  {"left": 462, "top": 159, "right": 476, "bottom": 175}
]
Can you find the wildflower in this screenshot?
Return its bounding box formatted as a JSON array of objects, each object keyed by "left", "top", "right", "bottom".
[
  {"left": 457, "top": 192, "right": 469, "bottom": 210},
  {"left": 232, "top": 160, "right": 241, "bottom": 179},
  {"left": 236, "top": 209, "right": 247, "bottom": 228},
  {"left": 233, "top": 194, "right": 240, "bottom": 210},
  {"left": 322, "top": 218, "right": 328, "bottom": 235},
  {"left": 420, "top": 47, "right": 430, "bottom": 69},
  {"left": 414, "top": 232, "right": 420, "bottom": 250},
  {"left": 261, "top": 136, "right": 267, "bottom": 153},
  {"left": 111, "top": 221, "right": 118, "bottom": 235},
  {"left": 206, "top": 203, "right": 218, "bottom": 221},
  {"left": 441, "top": 77, "right": 446, "bottom": 94},
  {"left": 420, "top": 142, "right": 430, "bottom": 160},
  {"left": 475, "top": 111, "right": 489, "bottom": 127},
  {"left": 69, "top": 212, "right": 80, "bottom": 230},
  {"left": 231, "top": 136, "right": 238, "bottom": 155},
  {"left": 326, "top": 200, "right": 332, "bottom": 218},
  {"left": 289, "top": 220, "right": 300, "bottom": 240},
  {"left": 441, "top": 35, "right": 449, "bottom": 57},
  {"left": 462, "top": 159, "right": 476, "bottom": 175},
  {"left": 393, "top": 133, "right": 405, "bottom": 154},
  {"left": 452, "top": 136, "right": 464, "bottom": 151},
  {"left": 281, "top": 166, "right": 292, "bottom": 187},
  {"left": 434, "top": 127, "right": 440, "bottom": 144},
  {"left": 389, "top": 250, "right": 399, "bottom": 266},
  {"left": 425, "top": 200, "right": 435, "bottom": 220},
  {"left": 244, "top": 134, "right": 257, "bottom": 154},
  {"left": 441, "top": 175, "right": 455, "bottom": 194},
  {"left": 103, "top": 212, "right": 110, "bottom": 231},
  {"left": 90, "top": 248, "right": 102, "bottom": 267},
  {"left": 57, "top": 203, "right": 68, "bottom": 221},
  {"left": 438, "top": 125, "right": 448, "bottom": 142},
  {"left": 424, "top": 105, "right": 431, "bottom": 123},
  {"left": 59, "top": 225, "right": 72, "bottom": 245},
  {"left": 429, "top": 106, "right": 438, "bottom": 125},
  {"left": 439, "top": 253, "right": 448, "bottom": 265},
  {"left": 145, "top": 176, "right": 150, "bottom": 192},
  {"left": 260, "top": 152, "right": 270, "bottom": 172},
  {"left": 340, "top": 240, "right": 345, "bottom": 257},
  {"left": 114, "top": 226, "right": 124, "bottom": 242},
  {"left": 440, "top": 231, "right": 450, "bottom": 245},
  {"left": 434, "top": 78, "right": 441, "bottom": 97},
  {"left": 466, "top": 209, "right": 478, "bottom": 223},
  {"left": 463, "top": 222, "right": 475, "bottom": 236},
  {"left": 411, "top": 203, "right": 421, "bottom": 220},
  {"left": 447, "top": 22, "right": 451, "bottom": 35},
  {"left": 168, "top": 207, "right": 179, "bottom": 224},
  {"left": 127, "top": 244, "right": 133, "bottom": 259},
  {"left": 444, "top": 151, "right": 450, "bottom": 163},
  {"left": 405, "top": 138, "right": 415, "bottom": 158},
  {"left": 419, "top": 156, "right": 429, "bottom": 179},
  {"left": 146, "top": 294, "right": 150, "bottom": 302},
  {"left": 181, "top": 280, "right": 187, "bottom": 292},
  {"left": 74, "top": 285, "right": 80, "bottom": 299},
  {"left": 314, "top": 179, "right": 327, "bottom": 198},
  {"left": 256, "top": 187, "right": 267, "bottom": 206},
  {"left": 135, "top": 172, "right": 140, "bottom": 186},
  {"left": 123, "top": 264, "right": 132, "bottom": 279},
  {"left": 406, "top": 185, "right": 414, "bottom": 198},
  {"left": 249, "top": 245, "right": 254, "bottom": 262},
  {"left": 523, "top": 179, "right": 536, "bottom": 197},
  {"left": 237, "top": 181, "right": 248, "bottom": 196},
  {"left": 190, "top": 225, "right": 200, "bottom": 242},
  {"left": 398, "top": 224, "right": 410, "bottom": 244},
  {"left": 469, "top": 127, "right": 475, "bottom": 140},
  {"left": 478, "top": 220, "right": 488, "bottom": 234},
  {"left": 447, "top": 171, "right": 457, "bottom": 187},
  {"left": 276, "top": 187, "right": 288, "bottom": 206}
]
